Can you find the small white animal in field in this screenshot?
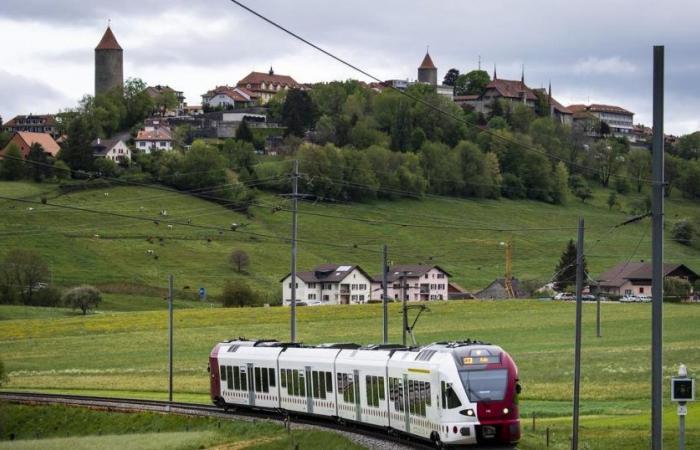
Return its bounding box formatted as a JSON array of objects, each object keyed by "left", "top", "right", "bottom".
[
  {"left": 93, "top": 234, "right": 100, "bottom": 239},
  {"left": 146, "top": 249, "right": 155, "bottom": 255},
  {"left": 167, "top": 225, "right": 173, "bottom": 230},
  {"left": 104, "top": 192, "right": 109, "bottom": 197},
  {"left": 27, "top": 207, "right": 34, "bottom": 211}
]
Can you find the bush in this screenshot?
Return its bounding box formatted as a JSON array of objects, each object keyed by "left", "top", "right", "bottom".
[
  {"left": 664, "top": 276, "right": 691, "bottom": 302},
  {"left": 53, "top": 160, "right": 71, "bottom": 180},
  {"left": 221, "top": 280, "right": 259, "bottom": 307},
  {"left": 30, "top": 286, "right": 62, "bottom": 307},
  {"left": 614, "top": 177, "right": 631, "bottom": 194},
  {"left": 62, "top": 285, "right": 102, "bottom": 315},
  {"left": 671, "top": 220, "right": 695, "bottom": 246}
]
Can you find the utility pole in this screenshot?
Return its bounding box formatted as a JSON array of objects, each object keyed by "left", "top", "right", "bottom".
[
  {"left": 382, "top": 244, "right": 389, "bottom": 344},
  {"left": 596, "top": 297, "right": 602, "bottom": 338},
  {"left": 401, "top": 271, "right": 408, "bottom": 347},
  {"left": 168, "top": 274, "right": 173, "bottom": 403},
  {"left": 651, "top": 45, "right": 665, "bottom": 450},
  {"left": 571, "top": 217, "right": 584, "bottom": 450},
  {"left": 290, "top": 160, "right": 299, "bottom": 343}
]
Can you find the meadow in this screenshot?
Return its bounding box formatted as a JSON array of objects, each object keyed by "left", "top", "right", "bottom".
[
  {"left": 1, "top": 299, "right": 699, "bottom": 448},
  {"left": 0, "top": 180, "right": 699, "bottom": 298}
]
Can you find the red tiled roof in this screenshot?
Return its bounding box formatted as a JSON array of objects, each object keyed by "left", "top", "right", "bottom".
[
  {"left": 237, "top": 71, "right": 299, "bottom": 90},
  {"left": 454, "top": 95, "right": 479, "bottom": 101},
  {"left": 418, "top": 52, "right": 436, "bottom": 70},
  {"left": 95, "top": 26, "right": 122, "bottom": 51},
  {"left": 484, "top": 79, "right": 537, "bottom": 101},
  {"left": 203, "top": 85, "right": 259, "bottom": 101},
  {"left": 135, "top": 128, "right": 172, "bottom": 141},
  {"left": 1, "top": 132, "right": 60, "bottom": 156}
]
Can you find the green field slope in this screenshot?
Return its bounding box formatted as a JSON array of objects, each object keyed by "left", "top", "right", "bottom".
[{"left": 0, "top": 180, "right": 698, "bottom": 297}]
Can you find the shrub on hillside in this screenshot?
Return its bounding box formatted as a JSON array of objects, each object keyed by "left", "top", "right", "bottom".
[
  {"left": 664, "top": 277, "right": 691, "bottom": 302},
  {"left": 29, "top": 286, "right": 62, "bottom": 307},
  {"left": 63, "top": 285, "right": 102, "bottom": 315},
  {"left": 671, "top": 219, "right": 695, "bottom": 246},
  {"left": 221, "top": 280, "right": 259, "bottom": 307},
  {"left": 0, "top": 249, "right": 50, "bottom": 305}
]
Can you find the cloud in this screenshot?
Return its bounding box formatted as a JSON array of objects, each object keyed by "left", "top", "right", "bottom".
[
  {"left": 0, "top": 71, "right": 72, "bottom": 121},
  {"left": 573, "top": 57, "right": 638, "bottom": 76}
]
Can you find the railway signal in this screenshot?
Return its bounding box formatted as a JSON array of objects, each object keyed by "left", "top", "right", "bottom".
[{"left": 671, "top": 364, "right": 695, "bottom": 450}]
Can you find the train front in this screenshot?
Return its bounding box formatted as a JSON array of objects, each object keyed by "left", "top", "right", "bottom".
[{"left": 451, "top": 345, "right": 521, "bottom": 445}]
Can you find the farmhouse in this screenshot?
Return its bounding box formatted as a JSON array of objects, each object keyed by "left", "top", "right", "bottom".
[
  {"left": 134, "top": 127, "right": 173, "bottom": 153},
  {"left": 0, "top": 131, "right": 60, "bottom": 158},
  {"left": 91, "top": 132, "right": 132, "bottom": 161},
  {"left": 371, "top": 264, "right": 450, "bottom": 301},
  {"left": 281, "top": 264, "right": 372, "bottom": 305},
  {"left": 596, "top": 262, "right": 698, "bottom": 297}
]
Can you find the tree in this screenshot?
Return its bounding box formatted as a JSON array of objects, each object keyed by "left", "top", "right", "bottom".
[
  {"left": 0, "top": 249, "right": 49, "bottom": 305},
  {"left": 574, "top": 183, "right": 593, "bottom": 203},
  {"left": 553, "top": 239, "right": 587, "bottom": 291},
  {"left": 664, "top": 277, "right": 691, "bottom": 302},
  {"left": 590, "top": 139, "right": 627, "bottom": 187},
  {"left": 627, "top": 148, "right": 651, "bottom": 193},
  {"left": 60, "top": 114, "right": 96, "bottom": 171},
  {"left": 0, "top": 144, "right": 25, "bottom": 180},
  {"left": 236, "top": 120, "right": 254, "bottom": 143},
  {"left": 454, "top": 70, "right": 490, "bottom": 96},
  {"left": 282, "top": 89, "right": 315, "bottom": 137},
  {"left": 550, "top": 162, "right": 569, "bottom": 205},
  {"left": 442, "top": 68, "right": 460, "bottom": 87},
  {"left": 221, "top": 280, "right": 259, "bottom": 307},
  {"left": 222, "top": 139, "right": 256, "bottom": 173},
  {"left": 26, "top": 143, "right": 53, "bottom": 181},
  {"left": 53, "top": 160, "right": 71, "bottom": 180},
  {"left": 389, "top": 99, "right": 412, "bottom": 151},
  {"left": 229, "top": 249, "right": 250, "bottom": 273},
  {"left": 314, "top": 114, "right": 336, "bottom": 144},
  {"left": 62, "top": 285, "right": 102, "bottom": 315},
  {"left": 675, "top": 131, "right": 700, "bottom": 160},
  {"left": 607, "top": 191, "right": 618, "bottom": 210},
  {"left": 153, "top": 90, "right": 179, "bottom": 116},
  {"left": 671, "top": 220, "right": 695, "bottom": 246},
  {"left": 123, "top": 78, "right": 154, "bottom": 128}
]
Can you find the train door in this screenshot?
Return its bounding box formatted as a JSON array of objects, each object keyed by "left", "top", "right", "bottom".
[
  {"left": 305, "top": 366, "right": 314, "bottom": 414},
  {"left": 246, "top": 363, "right": 255, "bottom": 406},
  {"left": 403, "top": 373, "right": 411, "bottom": 434},
  {"left": 353, "top": 369, "right": 361, "bottom": 422}
]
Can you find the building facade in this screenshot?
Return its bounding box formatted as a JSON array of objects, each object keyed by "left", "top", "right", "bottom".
[
  {"left": 370, "top": 265, "right": 450, "bottom": 301},
  {"left": 236, "top": 68, "right": 301, "bottom": 104},
  {"left": 0, "top": 132, "right": 60, "bottom": 158},
  {"left": 91, "top": 132, "right": 132, "bottom": 161},
  {"left": 596, "top": 262, "right": 698, "bottom": 297},
  {"left": 281, "top": 264, "right": 372, "bottom": 305},
  {"left": 568, "top": 104, "right": 634, "bottom": 140},
  {"left": 201, "top": 86, "right": 259, "bottom": 109},
  {"left": 135, "top": 128, "right": 172, "bottom": 153},
  {"left": 95, "top": 26, "right": 123, "bottom": 95},
  {"left": 2, "top": 114, "right": 59, "bottom": 138}
]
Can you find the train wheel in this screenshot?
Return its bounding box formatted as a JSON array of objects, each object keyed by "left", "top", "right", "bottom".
[{"left": 430, "top": 431, "right": 445, "bottom": 449}]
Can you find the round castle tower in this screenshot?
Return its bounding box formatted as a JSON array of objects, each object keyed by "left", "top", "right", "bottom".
[
  {"left": 95, "top": 26, "right": 123, "bottom": 95},
  {"left": 417, "top": 51, "right": 437, "bottom": 86}
]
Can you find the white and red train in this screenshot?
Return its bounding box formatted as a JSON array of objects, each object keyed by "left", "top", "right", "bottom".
[{"left": 209, "top": 338, "right": 521, "bottom": 447}]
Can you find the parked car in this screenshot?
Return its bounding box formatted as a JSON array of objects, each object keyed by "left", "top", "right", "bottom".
[
  {"left": 554, "top": 292, "right": 574, "bottom": 300},
  {"left": 620, "top": 295, "right": 640, "bottom": 303}
]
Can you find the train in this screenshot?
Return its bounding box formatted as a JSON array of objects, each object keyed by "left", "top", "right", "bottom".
[{"left": 209, "top": 338, "right": 521, "bottom": 447}]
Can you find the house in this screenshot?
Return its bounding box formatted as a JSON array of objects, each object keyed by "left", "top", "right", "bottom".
[
  {"left": 567, "top": 104, "right": 634, "bottom": 140},
  {"left": 236, "top": 68, "right": 301, "bottom": 104},
  {"left": 134, "top": 128, "right": 173, "bottom": 153},
  {"left": 183, "top": 104, "right": 204, "bottom": 116},
  {"left": 0, "top": 131, "right": 60, "bottom": 158},
  {"left": 370, "top": 264, "right": 450, "bottom": 301},
  {"left": 596, "top": 262, "right": 698, "bottom": 297},
  {"left": 91, "top": 132, "right": 131, "bottom": 161},
  {"left": 448, "top": 282, "right": 474, "bottom": 300},
  {"left": 281, "top": 264, "right": 373, "bottom": 305},
  {"left": 201, "top": 85, "right": 260, "bottom": 109},
  {"left": 145, "top": 85, "right": 186, "bottom": 116},
  {"left": 2, "top": 114, "right": 60, "bottom": 139},
  {"left": 474, "top": 278, "right": 527, "bottom": 299}
]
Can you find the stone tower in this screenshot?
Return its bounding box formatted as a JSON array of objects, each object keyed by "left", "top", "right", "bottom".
[
  {"left": 95, "top": 26, "right": 123, "bottom": 95},
  {"left": 417, "top": 51, "right": 437, "bottom": 86}
]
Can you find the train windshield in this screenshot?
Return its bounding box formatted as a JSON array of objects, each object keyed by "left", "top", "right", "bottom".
[{"left": 459, "top": 369, "right": 508, "bottom": 402}]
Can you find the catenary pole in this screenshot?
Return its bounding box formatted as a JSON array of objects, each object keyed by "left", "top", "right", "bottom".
[
  {"left": 651, "top": 45, "right": 665, "bottom": 450},
  {"left": 168, "top": 274, "right": 173, "bottom": 403},
  {"left": 572, "top": 217, "right": 584, "bottom": 450},
  {"left": 402, "top": 271, "right": 408, "bottom": 346},
  {"left": 290, "top": 160, "right": 299, "bottom": 343},
  {"left": 383, "top": 244, "right": 389, "bottom": 344},
  {"left": 596, "top": 297, "right": 601, "bottom": 338}
]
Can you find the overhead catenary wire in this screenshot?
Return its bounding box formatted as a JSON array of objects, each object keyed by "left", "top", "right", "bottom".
[{"left": 228, "top": 0, "right": 653, "bottom": 186}]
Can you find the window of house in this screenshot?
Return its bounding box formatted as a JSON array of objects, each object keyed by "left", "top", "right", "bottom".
[
  {"left": 359, "top": 295, "right": 364, "bottom": 301},
  {"left": 639, "top": 287, "right": 645, "bottom": 294},
  {"left": 351, "top": 295, "right": 357, "bottom": 301}
]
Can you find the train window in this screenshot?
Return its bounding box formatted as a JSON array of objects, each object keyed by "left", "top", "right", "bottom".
[
  {"left": 233, "top": 367, "right": 239, "bottom": 390},
  {"left": 408, "top": 380, "right": 415, "bottom": 414},
  {"left": 337, "top": 373, "right": 345, "bottom": 395},
  {"left": 281, "top": 368, "right": 287, "bottom": 388},
  {"left": 254, "top": 367, "right": 262, "bottom": 393},
  {"left": 286, "top": 369, "right": 293, "bottom": 396},
  {"left": 325, "top": 372, "right": 333, "bottom": 393},
  {"left": 365, "top": 375, "right": 373, "bottom": 406},
  {"left": 425, "top": 382, "right": 431, "bottom": 407},
  {"left": 378, "top": 377, "right": 385, "bottom": 401},
  {"left": 312, "top": 371, "right": 320, "bottom": 398},
  {"left": 318, "top": 372, "right": 326, "bottom": 399},
  {"left": 262, "top": 367, "right": 269, "bottom": 393},
  {"left": 240, "top": 368, "right": 248, "bottom": 391},
  {"left": 227, "top": 366, "right": 233, "bottom": 390},
  {"left": 344, "top": 375, "right": 355, "bottom": 403},
  {"left": 292, "top": 370, "right": 299, "bottom": 396},
  {"left": 442, "top": 381, "right": 462, "bottom": 409},
  {"left": 220, "top": 365, "right": 227, "bottom": 381},
  {"left": 269, "top": 368, "right": 276, "bottom": 388},
  {"left": 299, "top": 372, "right": 306, "bottom": 396},
  {"left": 389, "top": 377, "right": 404, "bottom": 412},
  {"left": 419, "top": 382, "right": 427, "bottom": 416}
]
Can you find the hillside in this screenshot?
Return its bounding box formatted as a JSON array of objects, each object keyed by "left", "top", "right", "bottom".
[{"left": 0, "top": 180, "right": 698, "bottom": 297}]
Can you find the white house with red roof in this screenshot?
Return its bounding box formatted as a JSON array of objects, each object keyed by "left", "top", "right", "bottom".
[
  {"left": 135, "top": 127, "right": 173, "bottom": 153},
  {"left": 281, "top": 264, "right": 373, "bottom": 305},
  {"left": 567, "top": 103, "right": 634, "bottom": 140},
  {"left": 236, "top": 68, "right": 301, "bottom": 104},
  {"left": 201, "top": 85, "right": 260, "bottom": 109},
  {"left": 370, "top": 264, "right": 450, "bottom": 302}
]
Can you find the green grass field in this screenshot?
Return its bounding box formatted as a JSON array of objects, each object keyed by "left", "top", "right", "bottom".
[
  {"left": 1, "top": 300, "right": 699, "bottom": 448},
  {"left": 0, "top": 180, "right": 698, "bottom": 297},
  {"left": 0, "top": 403, "right": 363, "bottom": 449}
]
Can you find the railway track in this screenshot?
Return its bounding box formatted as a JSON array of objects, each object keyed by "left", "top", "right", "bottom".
[{"left": 0, "top": 391, "right": 430, "bottom": 449}]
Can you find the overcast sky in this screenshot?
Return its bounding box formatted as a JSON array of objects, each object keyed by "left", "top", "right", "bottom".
[{"left": 1, "top": 0, "right": 698, "bottom": 135}]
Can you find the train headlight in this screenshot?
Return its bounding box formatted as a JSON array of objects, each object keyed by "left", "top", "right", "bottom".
[
  {"left": 503, "top": 407, "right": 509, "bottom": 415},
  {"left": 459, "top": 408, "right": 475, "bottom": 416}
]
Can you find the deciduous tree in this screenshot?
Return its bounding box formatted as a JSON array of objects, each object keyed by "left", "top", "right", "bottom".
[
  {"left": 0, "top": 144, "right": 25, "bottom": 180},
  {"left": 229, "top": 249, "right": 250, "bottom": 273},
  {"left": 0, "top": 249, "right": 49, "bottom": 305},
  {"left": 63, "top": 285, "right": 102, "bottom": 315}
]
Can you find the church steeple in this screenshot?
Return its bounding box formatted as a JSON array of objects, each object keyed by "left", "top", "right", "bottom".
[
  {"left": 269, "top": 66, "right": 274, "bottom": 75},
  {"left": 521, "top": 64, "right": 525, "bottom": 85},
  {"left": 493, "top": 64, "right": 497, "bottom": 80}
]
